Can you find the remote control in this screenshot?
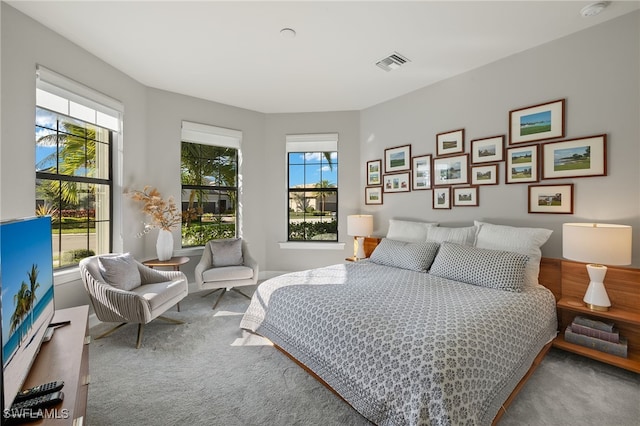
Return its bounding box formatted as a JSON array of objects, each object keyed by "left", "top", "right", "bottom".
[
  {"left": 14, "top": 381, "right": 64, "bottom": 402},
  {"left": 10, "top": 391, "right": 64, "bottom": 411}
]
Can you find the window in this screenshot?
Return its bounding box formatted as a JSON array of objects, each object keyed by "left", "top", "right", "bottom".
[
  {"left": 181, "top": 122, "right": 241, "bottom": 247},
  {"left": 35, "top": 67, "right": 120, "bottom": 269},
  {"left": 287, "top": 134, "right": 338, "bottom": 241}
]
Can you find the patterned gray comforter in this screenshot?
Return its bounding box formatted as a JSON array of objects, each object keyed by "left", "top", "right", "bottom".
[{"left": 240, "top": 261, "right": 557, "bottom": 425}]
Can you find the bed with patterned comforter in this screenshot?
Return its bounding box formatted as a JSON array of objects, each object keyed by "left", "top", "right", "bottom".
[{"left": 240, "top": 259, "right": 557, "bottom": 425}]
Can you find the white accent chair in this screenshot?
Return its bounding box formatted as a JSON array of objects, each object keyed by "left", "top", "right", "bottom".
[
  {"left": 79, "top": 253, "right": 188, "bottom": 348},
  {"left": 195, "top": 238, "right": 259, "bottom": 309}
]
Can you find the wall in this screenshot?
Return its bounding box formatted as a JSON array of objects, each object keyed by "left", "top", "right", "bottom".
[
  {"left": 360, "top": 11, "right": 640, "bottom": 266},
  {"left": 0, "top": 4, "right": 361, "bottom": 310},
  {"left": 2, "top": 4, "right": 639, "bottom": 313},
  {"left": 1, "top": 4, "right": 147, "bottom": 308}
]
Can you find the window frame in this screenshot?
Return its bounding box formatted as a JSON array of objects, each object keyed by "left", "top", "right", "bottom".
[
  {"left": 286, "top": 133, "right": 339, "bottom": 243},
  {"left": 180, "top": 121, "right": 242, "bottom": 248},
  {"left": 180, "top": 142, "right": 239, "bottom": 247},
  {"left": 35, "top": 106, "right": 114, "bottom": 270}
]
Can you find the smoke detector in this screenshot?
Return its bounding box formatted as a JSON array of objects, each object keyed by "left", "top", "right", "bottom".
[
  {"left": 580, "top": 2, "right": 610, "bottom": 17},
  {"left": 376, "top": 52, "right": 410, "bottom": 72}
]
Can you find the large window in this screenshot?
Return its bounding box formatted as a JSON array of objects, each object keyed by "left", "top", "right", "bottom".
[
  {"left": 181, "top": 122, "right": 240, "bottom": 247},
  {"left": 287, "top": 134, "right": 338, "bottom": 241},
  {"left": 35, "top": 87, "right": 116, "bottom": 268}
]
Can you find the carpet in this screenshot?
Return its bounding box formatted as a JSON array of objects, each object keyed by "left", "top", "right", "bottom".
[{"left": 87, "top": 286, "right": 639, "bottom": 425}]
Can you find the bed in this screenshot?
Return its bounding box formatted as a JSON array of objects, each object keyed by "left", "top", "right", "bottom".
[{"left": 240, "top": 221, "right": 558, "bottom": 425}]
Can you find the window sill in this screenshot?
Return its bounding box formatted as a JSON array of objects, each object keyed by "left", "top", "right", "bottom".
[
  {"left": 174, "top": 246, "right": 204, "bottom": 257},
  {"left": 278, "top": 241, "right": 346, "bottom": 250},
  {"left": 54, "top": 267, "right": 81, "bottom": 286}
]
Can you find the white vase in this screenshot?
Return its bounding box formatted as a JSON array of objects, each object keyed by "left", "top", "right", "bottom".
[{"left": 156, "top": 229, "right": 174, "bottom": 261}]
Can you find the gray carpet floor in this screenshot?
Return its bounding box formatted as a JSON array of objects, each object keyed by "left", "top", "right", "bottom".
[{"left": 87, "top": 286, "right": 639, "bottom": 425}]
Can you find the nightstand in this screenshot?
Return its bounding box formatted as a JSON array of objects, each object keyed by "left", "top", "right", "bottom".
[{"left": 552, "top": 260, "right": 640, "bottom": 373}]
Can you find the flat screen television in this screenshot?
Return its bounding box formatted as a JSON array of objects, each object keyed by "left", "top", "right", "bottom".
[{"left": 1, "top": 216, "right": 55, "bottom": 411}]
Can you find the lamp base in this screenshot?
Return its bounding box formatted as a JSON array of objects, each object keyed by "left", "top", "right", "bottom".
[
  {"left": 582, "top": 264, "right": 611, "bottom": 311},
  {"left": 355, "top": 237, "right": 366, "bottom": 260},
  {"left": 585, "top": 303, "right": 610, "bottom": 312}
]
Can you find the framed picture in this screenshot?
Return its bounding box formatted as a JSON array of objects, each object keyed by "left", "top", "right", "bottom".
[
  {"left": 384, "top": 145, "right": 411, "bottom": 173},
  {"left": 412, "top": 154, "right": 432, "bottom": 190},
  {"left": 383, "top": 172, "right": 411, "bottom": 193},
  {"left": 506, "top": 144, "right": 539, "bottom": 184},
  {"left": 433, "top": 187, "right": 451, "bottom": 209},
  {"left": 471, "top": 164, "right": 498, "bottom": 185},
  {"left": 433, "top": 154, "right": 469, "bottom": 186},
  {"left": 528, "top": 184, "right": 574, "bottom": 214},
  {"left": 509, "top": 99, "right": 565, "bottom": 144},
  {"left": 436, "top": 128, "right": 465, "bottom": 156},
  {"left": 453, "top": 186, "right": 479, "bottom": 207},
  {"left": 366, "top": 159, "right": 382, "bottom": 186},
  {"left": 471, "top": 135, "right": 504, "bottom": 164},
  {"left": 365, "top": 186, "right": 383, "bottom": 205},
  {"left": 541, "top": 134, "right": 607, "bottom": 179}
]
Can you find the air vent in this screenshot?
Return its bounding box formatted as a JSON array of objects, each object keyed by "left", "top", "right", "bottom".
[{"left": 376, "top": 52, "right": 410, "bottom": 72}]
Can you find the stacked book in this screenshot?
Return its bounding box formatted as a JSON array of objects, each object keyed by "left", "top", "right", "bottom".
[{"left": 564, "top": 315, "right": 628, "bottom": 358}]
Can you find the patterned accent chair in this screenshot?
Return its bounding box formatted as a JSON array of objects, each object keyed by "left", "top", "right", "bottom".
[
  {"left": 195, "top": 238, "right": 259, "bottom": 309},
  {"left": 79, "top": 254, "right": 188, "bottom": 348}
]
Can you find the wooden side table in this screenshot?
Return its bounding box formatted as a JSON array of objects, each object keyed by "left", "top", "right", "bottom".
[
  {"left": 142, "top": 256, "right": 190, "bottom": 271},
  {"left": 142, "top": 256, "right": 190, "bottom": 311}
]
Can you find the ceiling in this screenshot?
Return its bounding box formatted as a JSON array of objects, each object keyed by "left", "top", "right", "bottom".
[{"left": 8, "top": 1, "right": 640, "bottom": 114}]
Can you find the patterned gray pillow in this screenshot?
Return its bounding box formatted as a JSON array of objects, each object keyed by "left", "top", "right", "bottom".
[
  {"left": 98, "top": 253, "right": 141, "bottom": 291},
  {"left": 429, "top": 242, "right": 528, "bottom": 292},
  {"left": 369, "top": 238, "right": 440, "bottom": 272}
]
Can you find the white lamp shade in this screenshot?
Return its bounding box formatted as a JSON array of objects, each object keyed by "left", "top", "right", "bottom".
[
  {"left": 562, "top": 223, "right": 632, "bottom": 265},
  {"left": 347, "top": 215, "right": 373, "bottom": 237}
]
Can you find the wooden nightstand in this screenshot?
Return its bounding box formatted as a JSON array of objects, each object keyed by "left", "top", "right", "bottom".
[{"left": 552, "top": 260, "right": 640, "bottom": 373}]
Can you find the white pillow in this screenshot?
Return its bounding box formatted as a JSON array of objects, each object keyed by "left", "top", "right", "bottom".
[
  {"left": 98, "top": 253, "right": 141, "bottom": 291},
  {"left": 370, "top": 239, "right": 440, "bottom": 272},
  {"left": 474, "top": 221, "right": 552, "bottom": 288},
  {"left": 386, "top": 219, "right": 438, "bottom": 243},
  {"left": 427, "top": 226, "right": 476, "bottom": 245}
]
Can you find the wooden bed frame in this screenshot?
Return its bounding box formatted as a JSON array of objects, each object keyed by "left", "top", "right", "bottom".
[{"left": 271, "top": 253, "right": 638, "bottom": 424}]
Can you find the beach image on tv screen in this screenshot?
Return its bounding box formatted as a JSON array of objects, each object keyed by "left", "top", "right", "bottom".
[{"left": 1, "top": 216, "right": 55, "bottom": 407}]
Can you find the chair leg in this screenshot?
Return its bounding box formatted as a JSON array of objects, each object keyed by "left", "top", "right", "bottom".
[
  {"left": 136, "top": 323, "right": 144, "bottom": 349},
  {"left": 231, "top": 288, "right": 252, "bottom": 300},
  {"left": 157, "top": 316, "right": 185, "bottom": 325},
  {"left": 201, "top": 288, "right": 223, "bottom": 298},
  {"left": 95, "top": 322, "right": 128, "bottom": 340},
  {"left": 211, "top": 288, "right": 227, "bottom": 310}
]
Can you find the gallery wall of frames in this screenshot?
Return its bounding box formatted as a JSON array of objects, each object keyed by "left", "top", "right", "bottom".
[{"left": 364, "top": 98, "right": 607, "bottom": 215}]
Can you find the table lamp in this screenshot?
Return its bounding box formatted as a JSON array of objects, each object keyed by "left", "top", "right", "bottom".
[
  {"left": 562, "top": 223, "right": 632, "bottom": 311},
  {"left": 347, "top": 215, "right": 373, "bottom": 260}
]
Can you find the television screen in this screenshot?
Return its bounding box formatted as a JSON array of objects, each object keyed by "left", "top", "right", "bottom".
[{"left": 1, "top": 216, "right": 55, "bottom": 410}]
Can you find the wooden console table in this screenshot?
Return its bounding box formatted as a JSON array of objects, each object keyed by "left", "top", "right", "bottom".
[{"left": 20, "top": 305, "right": 90, "bottom": 425}]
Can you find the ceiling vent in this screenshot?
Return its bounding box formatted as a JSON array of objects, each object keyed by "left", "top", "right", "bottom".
[{"left": 376, "top": 52, "right": 410, "bottom": 72}]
